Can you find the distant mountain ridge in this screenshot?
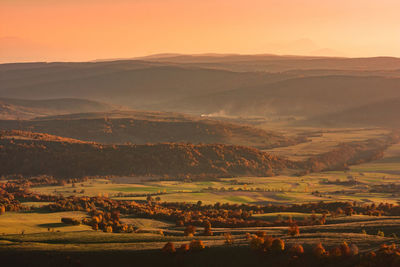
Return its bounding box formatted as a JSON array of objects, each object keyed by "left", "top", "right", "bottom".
[
  {"left": 151, "top": 75, "right": 400, "bottom": 117},
  {"left": 306, "top": 97, "right": 400, "bottom": 127},
  {"left": 0, "top": 97, "right": 114, "bottom": 119},
  {"left": 2, "top": 54, "right": 400, "bottom": 127}
]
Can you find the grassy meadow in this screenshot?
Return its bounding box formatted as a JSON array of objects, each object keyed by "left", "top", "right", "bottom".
[{"left": 2, "top": 127, "right": 400, "bottom": 261}]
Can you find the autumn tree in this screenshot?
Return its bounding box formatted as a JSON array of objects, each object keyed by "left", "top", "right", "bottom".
[
  {"left": 288, "top": 224, "right": 300, "bottom": 236},
  {"left": 203, "top": 221, "right": 213, "bottom": 236},
  {"left": 184, "top": 225, "right": 196, "bottom": 237},
  {"left": 271, "top": 238, "right": 285, "bottom": 253},
  {"left": 224, "top": 232, "right": 233, "bottom": 245},
  {"left": 189, "top": 240, "right": 205, "bottom": 251},
  {"left": 162, "top": 242, "right": 176, "bottom": 253},
  {"left": 313, "top": 243, "right": 327, "bottom": 258},
  {"left": 289, "top": 244, "right": 304, "bottom": 257},
  {"left": 0, "top": 205, "right": 5, "bottom": 215}
]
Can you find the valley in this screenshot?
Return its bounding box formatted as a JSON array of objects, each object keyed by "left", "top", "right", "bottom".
[{"left": 1, "top": 54, "right": 400, "bottom": 266}]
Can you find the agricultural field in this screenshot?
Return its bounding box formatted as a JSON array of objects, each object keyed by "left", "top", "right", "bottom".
[
  {"left": 263, "top": 128, "right": 389, "bottom": 161},
  {"left": 30, "top": 169, "right": 400, "bottom": 206},
  {"left": 1, "top": 209, "right": 399, "bottom": 252},
  {"left": 2, "top": 127, "right": 400, "bottom": 266}
]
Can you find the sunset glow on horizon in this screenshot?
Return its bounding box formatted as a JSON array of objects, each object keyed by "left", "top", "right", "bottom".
[{"left": 1, "top": 0, "right": 400, "bottom": 62}]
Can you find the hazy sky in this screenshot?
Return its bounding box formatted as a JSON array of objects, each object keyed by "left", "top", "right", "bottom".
[{"left": 1, "top": 0, "right": 400, "bottom": 62}]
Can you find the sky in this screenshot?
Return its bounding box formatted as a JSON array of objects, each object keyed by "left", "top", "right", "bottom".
[{"left": 1, "top": 0, "right": 400, "bottom": 62}]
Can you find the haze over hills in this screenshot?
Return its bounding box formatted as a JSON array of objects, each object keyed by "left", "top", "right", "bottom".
[
  {"left": 0, "top": 63, "right": 294, "bottom": 108},
  {"left": 0, "top": 97, "right": 114, "bottom": 120},
  {"left": 1, "top": 54, "right": 400, "bottom": 127},
  {"left": 135, "top": 54, "right": 400, "bottom": 72},
  {"left": 307, "top": 97, "right": 400, "bottom": 127},
  {"left": 0, "top": 111, "right": 304, "bottom": 149},
  {"left": 154, "top": 75, "right": 400, "bottom": 117}
]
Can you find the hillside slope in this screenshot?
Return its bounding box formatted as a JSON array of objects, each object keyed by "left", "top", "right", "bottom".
[
  {"left": 306, "top": 97, "right": 400, "bottom": 127},
  {"left": 2, "top": 57, "right": 400, "bottom": 123},
  {"left": 0, "top": 64, "right": 294, "bottom": 108},
  {"left": 136, "top": 54, "right": 400, "bottom": 72},
  {"left": 154, "top": 75, "right": 400, "bottom": 117},
  {"left": 0, "top": 97, "right": 114, "bottom": 119},
  {"left": 0, "top": 130, "right": 293, "bottom": 178},
  {"left": 0, "top": 111, "right": 304, "bottom": 148}
]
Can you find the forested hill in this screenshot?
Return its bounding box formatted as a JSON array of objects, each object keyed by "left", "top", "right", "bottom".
[
  {"left": 0, "top": 130, "right": 293, "bottom": 178},
  {"left": 1, "top": 130, "right": 395, "bottom": 179},
  {"left": 0, "top": 111, "right": 305, "bottom": 149}
]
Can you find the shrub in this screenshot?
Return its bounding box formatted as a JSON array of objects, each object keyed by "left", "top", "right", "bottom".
[
  {"left": 162, "top": 242, "right": 176, "bottom": 253},
  {"left": 224, "top": 232, "right": 234, "bottom": 245},
  {"left": 365, "top": 251, "right": 376, "bottom": 260},
  {"left": 262, "top": 236, "right": 274, "bottom": 251},
  {"left": 361, "top": 229, "right": 367, "bottom": 235},
  {"left": 313, "top": 243, "right": 327, "bottom": 258},
  {"left": 184, "top": 225, "right": 196, "bottom": 237},
  {"left": 0, "top": 205, "right": 5, "bottom": 215},
  {"left": 203, "top": 221, "right": 213, "bottom": 236},
  {"left": 289, "top": 244, "right": 304, "bottom": 256},
  {"left": 329, "top": 247, "right": 342, "bottom": 258},
  {"left": 271, "top": 238, "right": 285, "bottom": 253},
  {"left": 340, "top": 242, "right": 351, "bottom": 257},
  {"left": 350, "top": 244, "right": 359, "bottom": 256},
  {"left": 179, "top": 244, "right": 189, "bottom": 252},
  {"left": 250, "top": 236, "right": 264, "bottom": 250},
  {"left": 127, "top": 225, "right": 135, "bottom": 233},
  {"left": 245, "top": 233, "right": 251, "bottom": 240},
  {"left": 105, "top": 225, "right": 113, "bottom": 233},
  {"left": 377, "top": 230, "right": 385, "bottom": 237},
  {"left": 288, "top": 224, "right": 300, "bottom": 236},
  {"left": 61, "top": 217, "right": 80, "bottom": 226},
  {"left": 255, "top": 231, "right": 267, "bottom": 238},
  {"left": 189, "top": 240, "right": 205, "bottom": 251}
]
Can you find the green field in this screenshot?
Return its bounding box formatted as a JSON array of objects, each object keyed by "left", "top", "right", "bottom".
[
  {"left": 3, "top": 126, "right": 400, "bottom": 259},
  {"left": 0, "top": 211, "right": 398, "bottom": 253},
  {"left": 0, "top": 211, "right": 90, "bottom": 234}
]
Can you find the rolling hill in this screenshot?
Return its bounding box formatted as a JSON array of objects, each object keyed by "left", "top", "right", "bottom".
[
  {"left": 0, "top": 97, "right": 114, "bottom": 120},
  {"left": 153, "top": 75, "right": 400, "bottom": 117},
  {"left": 2, "top": 55, "right": 400, "bottom": 126},
  {"left": 135, "top": 54, "right": 400, "bottom": 72},
  {"left": 0, "top": 111, "right": 304, "bottom": 148},
  {"left": 0, "top": 129, "right": 394, "bottom": 178},
  {"left": 306, "top": 97, "right": 400, "bottom": 127},
  {"left": 0, "top": 62, "right": 295, "bottom": 108},
  {"left": 0, "top": 130, "right": 294, "bottom": 178}
]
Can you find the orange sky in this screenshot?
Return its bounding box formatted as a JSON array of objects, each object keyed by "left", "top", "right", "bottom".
[{"left": 1, "top": 0, "right": 400, "bottom": 62}]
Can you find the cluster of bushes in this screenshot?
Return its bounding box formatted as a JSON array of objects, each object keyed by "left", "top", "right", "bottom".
[
  {"left": 2, "top": 176, "right": 400, "bottom": 233},
  {"left": 162, "top": 240, "right": 205, "bottom": 253},
  {"left": 44, "top": 194, "right": 329, "bottom": 229},
  {"left": 159, "top": 231, "right": 400, "bottom": 266},
  {"left": 1, "top": 176, "right": 400, "bottom": 232},
  {"left": 40, "top": 194, "right": 400, "bottom": 231},
  {"left": 61, "top": 217, "right": 80, "bottom": 225},
  {"left": 246, "top": 230, "right": 400, "bottom": 266},
  {"left": 0, "top": 187, "right": 28, "bottom": 214},
  {"left": 82, "top": 210, "right": 135, "bottom": 233}
]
